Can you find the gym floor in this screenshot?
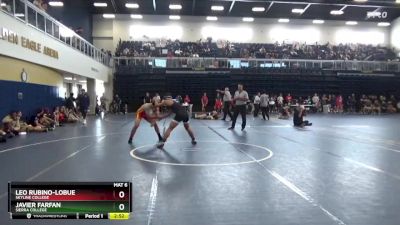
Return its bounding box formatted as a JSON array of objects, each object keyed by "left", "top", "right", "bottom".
[{"left": 1, "top": 113, "right": 400, "bottom": 225}]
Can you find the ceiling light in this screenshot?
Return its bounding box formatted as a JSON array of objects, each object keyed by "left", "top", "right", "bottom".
[
  {"left": 252, "top": 7, "right": 265, "bottom": 12},
  {"left": 103, "top": 14, "right": 115, "bottom": 19},
  {"left": 125, "top": 3, "right": 139, "bottom": 8},
  {"left": 346, "top": 21, "right": 358, "bottom": 25},
  {"left": 94, "top": 2, "right": 107, "bottom": 7},
  {"left": 131, "top": 14, "right": 143, "bottom": 19},
  {"left": 48, "top": 1, "right": 63, "bottom": 7},
  {"left": 206, "top": 16, "right": 218, "bottom": 21},
  {"left": 330, "top": 10, "right": 344, "bottom": 15},
  {"left": 79, "top": 80, "right": 87, "bottom": 83},
  {"left": 313, "top": 19, "right": 325, "bottom": 24},
  {"left": 242, "top": 17, "right": 254, "bottom": 22},
  {"left": 15, "top": 13, "right": 25, "bottom": 17},
  {"left": 377, "top": 22, "right": 390, "bottom": 27},
  {"left": 169, "top": 15, "right": 181, "bottom": 20},
  {"left": 211, "top": 5, "right": 224, "bottom": 11},
  {"left": 64, "top": 77, "right": 73, "bottom": 80},
  {"left": 292, "top": 8, "right": 304, "bottom": 14},
  {"left": 1, "top": 3, "right": 6, "bottom": 6},
  {"left": 354, "top": 0, "right": 367, "bottom": 2},
  {"left": 397, "top": 0, "right": 400, "bottom": 3},
  {"left": 278, "top": 18, "right": 290, "bottom": 23},
  {"left": 169, "top": 4, "right": 182, "bottom": 10}
]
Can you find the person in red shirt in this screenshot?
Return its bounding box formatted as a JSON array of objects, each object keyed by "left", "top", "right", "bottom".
[
  {"left": 184, "top": 95, "right": 191, "bottom": 104},
  {"left": 336, "top": 94, "right": 343, "bottom": 113},
  {"left": 201, "top": 92, "right": 209, "bottom": 112},
  {"left": 285, "top": 93, "right": 292, "bottom": 105},
  {"left": 214, "top": 93, "right": 223, "bottom": 113}
]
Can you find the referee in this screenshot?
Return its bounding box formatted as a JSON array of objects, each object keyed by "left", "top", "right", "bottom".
[
  {"left": 229, "top": 84, "right": 249, "bottom": 131},
  {"left": 217, "top": 87, "right": 233, "bottom": 121}
]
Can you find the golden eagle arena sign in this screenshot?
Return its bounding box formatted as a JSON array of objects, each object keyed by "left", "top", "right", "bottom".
[{"left": 0, "top": 27, "right": 59, "bottom": 59}]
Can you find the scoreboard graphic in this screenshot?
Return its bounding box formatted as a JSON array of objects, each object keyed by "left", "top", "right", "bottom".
[{"left": 8, "top": 182, "right": 132, "bottom": 220}]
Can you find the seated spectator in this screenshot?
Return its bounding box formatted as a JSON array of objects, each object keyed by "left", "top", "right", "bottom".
[
  {"left": 33, "top": 0, "right": 47, "bottom": 11},
  {"left": 1, "top": 0, "right": 12, "bottom": 13},
  {"left": 15, "top": 111, "right": 47, "bottom": 133},
  {"left": 53, "top": 107, "right": 66, "bottom": 126},
  {"left": 372, "top": 100, "right": 381, "bottom": 114},
  {"left": 293, "top": 105, "right": 312, "bottom": 127},
  {"left": 58, "top": 106, "right": 68, "bottom": 123},
  {"left": 362, "top": 98, "right": 373, "bottom": 114},
  {"left": 2, "top": 111, "right": 19, "bottom": 136},
  {"left": 35, "top": 108, "right": 56, "bottom": 129},
  {"left": 64, "top": 108, "right": 80, "bottom": 123},
  {"left": 387, "top": 101, "right": 397, "bottom": 113}
]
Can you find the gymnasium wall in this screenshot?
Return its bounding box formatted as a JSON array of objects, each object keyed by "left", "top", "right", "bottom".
[
  {"left": 92, "top": 14, "right": 390, "bottom": 53},
  {"left": 0, "top": 55, "right": 64, "bottom": 119}
]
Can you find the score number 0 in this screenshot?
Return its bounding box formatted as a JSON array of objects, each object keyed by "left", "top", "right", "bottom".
[{"left": 118, "top": 191, "right": 125, "bottom": 211}]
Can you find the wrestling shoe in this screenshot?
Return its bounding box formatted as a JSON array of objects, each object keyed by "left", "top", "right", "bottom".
[{"left": 156, "top": 141, "right": 165, "bottom": 149}]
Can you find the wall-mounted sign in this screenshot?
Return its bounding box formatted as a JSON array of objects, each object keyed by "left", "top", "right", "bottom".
[{"left": 0, "top": 27, "right": 59, "bottom": 59}]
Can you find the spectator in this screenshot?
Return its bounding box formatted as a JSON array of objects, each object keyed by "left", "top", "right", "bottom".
[
  {"left": 33, "top": 0, "right": 47, "bottom": 11},
  {"left": 36, "top": 108, "right": 56, "bottom": 128},
  {"left": 184, "top": 95, "right": 191, "bottom": 104},
  {"left": 111, "top": 94, "right": 122, "bottom": 113},
  {"left": 336, "top": 94, "right": 343, "bottom": 113},
  {"left": 260, "top": 91, "right": 269, "bottom": 120},
  {"left": 115, "top": 40, "right": 398, "bottom": 61},
  {"left": 77, "top": 89, "right": 90, "bottom": 124},
  {"left": 153, "top": 93, "right": 161, "bottom": 104},
  {"left": 143, "top": 92, "right": 152, "bottom": 104},
  {"left": 312, "top": 93, "right": 320, "bottom": 113},
  {"left": 2, "top": 111, "right": 20, "bottom": 136},
  {"left": 253, "top": 92, "right": 261, "bottom": 117},
  {"left": 16, "top": 111, "right": 47, "bottom": 133},
  {"left": 285, "top": 93, "right": 292, "bottom": 105},
  {"left": 65, "top": 93, "right": 76, "bottom": 111},
  {"left": 347, "top": 94, "right": 356, "bottom": 113},
  {"left": 387, "top": 101, "right": 397, "bottom": 113},
  {"left": 201, "top": 92, "right": 209, "bottom": 112},
  {"left": 175, "top": 95, "right": 183, "bottom": 104},
  {"left": 277, "top": 93, "right": 284, "bottom": 110},
  {"left": 214, "top": 93, "right": 223, "bottom": 113}
]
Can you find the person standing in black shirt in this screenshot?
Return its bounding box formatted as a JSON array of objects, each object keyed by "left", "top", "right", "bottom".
[
  {"left": 77, "top": 89, "right": 90, "bottom": 125},
  {"left": 65, "top": 93, "right": 75, "bottom": 111}
]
